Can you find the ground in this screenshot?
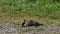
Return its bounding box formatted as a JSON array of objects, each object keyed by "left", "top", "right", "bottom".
[
  {"left": 0, "top": 16, "right": 60, "bottom": 34},
  {"left": 0, "top": 16, "right": 60, "bottom": 25}
]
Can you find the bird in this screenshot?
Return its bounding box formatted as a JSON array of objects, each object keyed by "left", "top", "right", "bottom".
[{"left": 21, "top": 20, "right": 44, "bottom": 27}]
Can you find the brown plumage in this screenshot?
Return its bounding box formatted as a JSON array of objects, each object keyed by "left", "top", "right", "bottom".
[{"left": 21, "top": 20, "right": 44, "bottom": 27}]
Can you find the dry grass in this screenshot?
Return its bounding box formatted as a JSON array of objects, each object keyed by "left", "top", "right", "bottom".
[{"left": 0, "top": 16, "right": 60, "bottom": 26}]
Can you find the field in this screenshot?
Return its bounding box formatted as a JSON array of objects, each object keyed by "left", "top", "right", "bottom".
[
  {"left": 0, "top": 0, "right": 60, "bottom": 34},
  {"left": 0, "top": 0, "right": 60, "bottom": 17},
  {"left": 0, "top": 0, "right": 60, "bottom": 25}
]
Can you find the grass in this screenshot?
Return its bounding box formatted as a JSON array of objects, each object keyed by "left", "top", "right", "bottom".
[
  {"left": 0, "top": 0, "right": 60, "bottom": 26},
  {"left": 0, "top": 0, "right": 60, "bottom": 18},
  {"left": 0, "top": 16, "right": 60, "bottom": 26}
]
